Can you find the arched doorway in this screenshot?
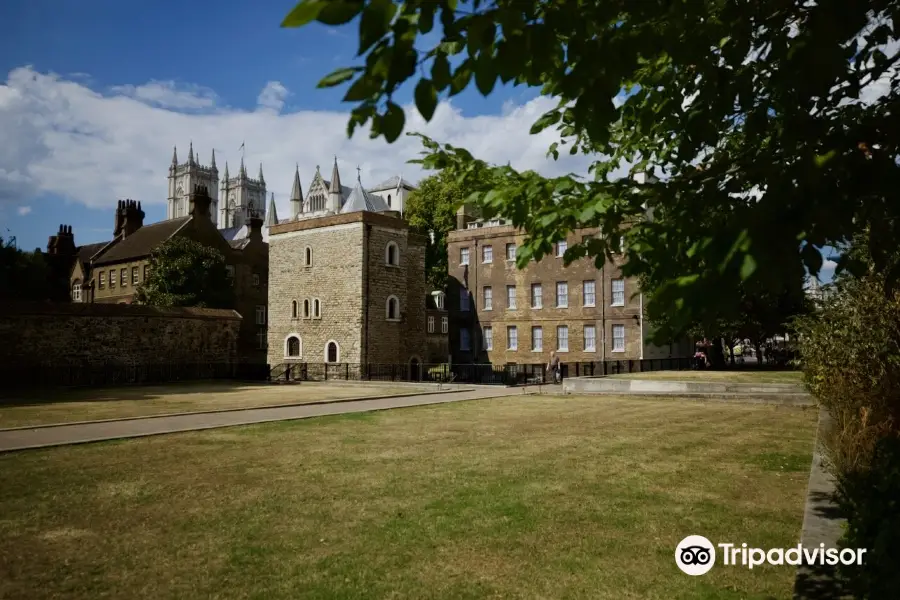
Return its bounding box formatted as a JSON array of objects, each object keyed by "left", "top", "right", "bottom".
[{"left": 409, "top": 357, "right": 421, "bottom": 381}]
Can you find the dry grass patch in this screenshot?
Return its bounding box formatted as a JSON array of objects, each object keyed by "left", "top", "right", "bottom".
[
  {"left": 0, "top": 381, "right": 432, "bottom": 428},
  {"left": 609, "top": 370, "right": 803, "bottom": 384},
  {"left": 0, "top": 395, "right": 817, "bottom": 599}
]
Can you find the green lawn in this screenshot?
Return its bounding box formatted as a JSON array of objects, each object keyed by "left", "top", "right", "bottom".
[
  {"left": 0, "top": 396, "right": 818, "bottom": 599},
  {"left": 609, "top": 369, "right": 804, "bottom": 384}
]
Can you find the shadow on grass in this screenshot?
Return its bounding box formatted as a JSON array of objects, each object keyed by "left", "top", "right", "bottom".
[{"left": 0, "top": 380, "right": 268, "bottom": 407}]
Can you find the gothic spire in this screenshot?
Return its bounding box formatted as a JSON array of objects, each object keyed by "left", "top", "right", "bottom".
[
  {"left": 265, "top": 192, "right": 278, "bottom": 227},
  {"left": 188, "top": 141, "right": 194, "bottom": 165},
  {"left": 210, "top": 149, "right": 216, "bottom": 169},
  {"left": 171, "top": 145, "right": 178, "bottom": 165},
  {"left": 290, "top": 164, "right": 303, "bottom": 200},
  {"left": 240, "top": 156, "right": 246, "bottom": 178},
  {"left": 223, "top": 161, "right": 229, "bottom": 180},
  {"left": 258, "top": 163, "right": 265, "bottom": 183},
  {"left": 329, "top": 156, "right": 342, "bottom": 193}
]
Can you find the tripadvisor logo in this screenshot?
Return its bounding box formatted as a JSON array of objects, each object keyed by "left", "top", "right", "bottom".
[{"left": 675, "top": 535, "right": 867, "bottom": 575}]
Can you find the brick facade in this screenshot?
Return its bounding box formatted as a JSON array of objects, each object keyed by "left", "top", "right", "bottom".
[
  {"left": 267, "top": 212, "right": 427, "bottom": 369},
  {"left": 446, "top": 224, "right": 690, "bottom": 365}
]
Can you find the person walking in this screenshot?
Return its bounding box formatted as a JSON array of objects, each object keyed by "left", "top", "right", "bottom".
[{"left": 547, "top": 351, "right": 562, "bottom": 384}]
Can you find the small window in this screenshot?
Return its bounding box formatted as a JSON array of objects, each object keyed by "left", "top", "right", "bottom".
[
  {"left": 611, "top": 279, "right": 625, "bottom": 306},
  {"left": 326, "top": 341, "right": 340, "bottom": 363},
  {"left": 506, "top": 243, "right": 516, "bottom": 261},
  {"left": 441, "top": 316, "right": 448, "bottom": 334},
  {"left": 314, "top": 298, "right": 321, "bottom": 318},
  {"left": 483, "top": 326, "right": 493, "bottom": 351},
  {"left": 482, "top": 245, "right": 493, "bottom": 263},
  {"left": 460, "top": 329, "right": 471, "bottom": 351},
  {"left": 257, "top": 330, "right": 268, "bottom": 350},
  {"left": 120, "top": 268, "right": 127, "bottom": 287},
  {"left": 583, "top": 281, "right": 596, "bottom": 306},
  {"left": 507, "top": 326, "right": 518, "bottom": 351},
  {"left": 386, "top": 296, "right": 400, "bottom": 320},
  {"left": 305, "top": 247, "right": 313, "bottom": 266},
  {"left": 387, "top": 193, "right": 392, "bottom": 207},
  {"left": 556, "top": 240, "right": 567, "bottom": 257},
  {"left": 255, "top": 305, "right": 266, "bottom": 325},
  {"left": 459, "top": 289, "right": 470, "bottom": 312},
  {"left": 252, "top": 273, "right": 260, "bottom": 287},
  {"left": 427, "top": 315, "right": 435, "bottom": 333},
  {"left": 434, "top": 292, "right": 445, "bottom": 310},
  {"left": 556, "top": 282, "right": 568, "bottom": 308},
  {"left": 506, "top": 285, "right": 516, "bottom": 310},
  {"left": 108, "top": 271, "right": 115, "bottom": 289},
  {"left": 557, "top": 325, "right": 569, "bottom": 352},
  {"left": 72, "top": 281, "right": 82, "bottom": 302},
  {"left": 612, "top": 324, "right": 625, "bottom": 352},
  {"left": 385, "top": 242, "right": 399, "bottom": 266},
  {"left": 531, "top": 283, "right": 542, "bottom": 309},
  {"left": 531, "top": 326, "right": 543, "bottom": 351},
  {"left": 292, "top": 300, "right": 299, "bottom": 319},
  {"left": 132, "top": 267, "right": 139, "bottom": 285},
  {"left": 303, "top": 299, "right": 310, "bottom": 318},
  {"left": 143, "top": 265, "right": 149, "bottom": 280},
  {"left": 459, "top": 247, "right": 469, "bottom": 265},
  {"left": 584, "top": 325, "right": 597, "bottom": 352},
  {"left": 482, "top": 286, "right": 492, "bottom": 311},
  {"left": 286, "top": 336, "right": 301, "bottom": 357}
]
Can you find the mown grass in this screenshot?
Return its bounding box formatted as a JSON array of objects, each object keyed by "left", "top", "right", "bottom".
[
  {"left": 0, "top": 395, "right": 817, "bottom": 599},
  {"left": 610, "top": 370, "right": 804, "bottom": 384},
  {"left": 0, "top": 381, "right": 431, "bottom": 429}
]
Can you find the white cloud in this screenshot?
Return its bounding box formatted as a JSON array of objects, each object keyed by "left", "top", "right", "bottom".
[
  {"left": 0, "top": 66, "right": 599, "bottom": 223},
  {"left": 108, "top": 80, "right": 218, "bottom": 110},
  {"left": 17, "top": 206, "right": 31, "bottom": 216},
  {"left": 256, "top": 81, "right": 289, "bottom": 113}
]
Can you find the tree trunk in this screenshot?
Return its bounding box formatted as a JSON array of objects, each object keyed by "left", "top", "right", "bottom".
[
  {"left": 710, "top": 338, "right": 727, "bottom": 368},
  {"left": 728, "top": 340, "right": 736, "bottom": 366}
]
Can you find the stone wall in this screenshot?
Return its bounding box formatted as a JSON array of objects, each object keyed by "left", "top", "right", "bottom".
[{"left": 0, "top": 303, "right": 241, "bottom": 366}]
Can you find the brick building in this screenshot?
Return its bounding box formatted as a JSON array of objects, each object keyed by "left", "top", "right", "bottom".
[
  {"left": 446, "top": 211, "right": 691, "bottom": 366},
  {"left": 52, "top": 187, "right": 269, "bottom": 363},
  {"left": 267, "top": 169, "right": 428, "bottom": 374}
]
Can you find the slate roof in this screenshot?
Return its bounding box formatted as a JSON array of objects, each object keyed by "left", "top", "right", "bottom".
[
  {"left": 368, "top": 175, "right": 416, "bottom": 192},
  {"left": 77, "top": 242, "right": 109, "bottom": 263},
  {"left": 92, "top": 217, "right": 190, "bottom": 265},
  {"left": 341, "top": 179, "right": 390, "bottom": 214}
]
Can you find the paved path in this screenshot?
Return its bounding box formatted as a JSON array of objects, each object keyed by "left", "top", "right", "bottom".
[{"left": 0, "top": 387, "right": 528, "bottom": 452}]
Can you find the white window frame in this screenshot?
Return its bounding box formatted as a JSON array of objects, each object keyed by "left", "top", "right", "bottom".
[
  {"left": 98, "top": 271, "right": 105, "bottom": 289},
  {"left": 507, "top": 326, "right": 518, "bottom": 351},
  {"left": 611, "top": 279, "right": 625, "bottom": 306},
  {"left": 108, "top": 270, "right": 115, "bottom": 289},
  {"left": 531, "top": 283, "right": 542, "bottom": 309},
  {"left": 132, "top": 267, "right": 139, "bottom": 285},
  {"left": 482, "top": 245, "right": 493, "bottom": 264},
  {"left": 531, "top": 326, "right": 543, "bottom": 352},
  {"left": 556, "top": 282, "right": 568, "bottom": 308},
  {"left": 583, "top": 280, "right": 596, "bottom": 307},
  {"left": 257, "top": 329, "right": 267, "bottom": 350},
  {"left": 386, "top": 295, "right": 401, "bottom": 321},
  {"left": 506, "top": 285, "right": 516, "bottom": 310},
  {"left": 506, "top": 243, "right": 516, "bottom": 261},
  {"left": 460, "top": 247, "right": 470, "bottom": 266},
  {"left": 556, "top": 240, "right": 567, "bottom": 257},
  {"left": 584, "top": 325, "right": 597, "bottom": 352},
  {"left": 427, "top": 315, "right": 435, "bottom": 333},
  {"left": 612, "top": 324, "right": 626, "bottom": 352},
  {"left": 441, "top": 316, "right": 448, "bottom": 334},
  {"left": 557, "top": 325, "right": 569, "bottom": 352},
  {"left": 460, "top": 329, "right": 471, "bottom": 351},
  {"left": 120, "top": 268, "right": 127, "bottom": 287},
  {"left": 483, "top": 326, "right": 493, "bottom": 351},
  {"left": 284, "top": 334, "right": 302, "bottom": 358},
  {"left": 255, "top": 305, "right": 266, "bottom": 325},
  {"left": 72, "top": 282, "right": 82, "bottom": 302},
  {"left": 483, "top": 286, "right": 492, "bottom": 311}
]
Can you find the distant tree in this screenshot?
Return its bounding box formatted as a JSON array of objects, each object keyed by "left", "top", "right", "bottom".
[
  {"left": 0, "top": 237, "right": 53, "bottom": 301},
  {"left": 405, "top": 169, "right": 479, "bottom": 289},
  {"left": 134, "top": 237, "right": 234, "bottom": 309}
]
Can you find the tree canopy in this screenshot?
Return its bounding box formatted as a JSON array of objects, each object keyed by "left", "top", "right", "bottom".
[
  {"left": 283, "top": 0, "right": 900, "bottom": 342},
  {"left": 0, "top": 237, "right": 53, "bottom": 302},
  {"left": 134, "top": 237, "right": 234, "bottom": 309}
]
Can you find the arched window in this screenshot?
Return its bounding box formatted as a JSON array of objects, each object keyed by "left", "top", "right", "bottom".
[
  {"left": 72, "top": 280, "right": 82, "bottom": 302},
  {"left": 385, "top": 241, "right": 399, "bottom": 266},
  {"left": 305, "top": 246, "right": 312, "bottom": 266},
  {"left": 291, "top": 300, "right": 298, "bottom": 319},
  {"left": 387, "top": 193, "right": 392, "bottom": 207},
  {"left": 313, "top": 298, "right": 321, "bottom": 318},
  {"left": 386, "top": 295, "right": 400, "bottom": 320},
  {"left": 326, "top": 341, "right": 339, "bottom": 363},
  {"left": 285, "top": 335, "right": 301, "bottom": 358},
  {"left": 303, "top": 299, "right": 310, "bottom": 318}
]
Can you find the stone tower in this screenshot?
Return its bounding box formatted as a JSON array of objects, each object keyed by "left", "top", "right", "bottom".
[
  {"left": 219, "top": 158, "right": 267, "bottom": 229},
  {"left": 167, "top": 142, "right": 219, "bottom": 223}
]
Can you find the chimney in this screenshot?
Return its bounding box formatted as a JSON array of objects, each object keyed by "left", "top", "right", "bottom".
[
  {"left": 456, "top": 203, "right": 480, "bottom": 230},
  {"left": 248, "top": 213, "right": 264, "bottom": 242},
  {"left": 190, "top": 185, "right": 213, "bottom": 219},
  {"left": 120, "top": 200, "right": 145, "bottom": 238},
  {"left": 114, "top": 200, "right": 125, "bottom": 237}
]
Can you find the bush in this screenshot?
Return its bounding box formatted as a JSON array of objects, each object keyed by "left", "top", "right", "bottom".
[{"left": 795, "top": 272, "right": 900, "bottom": 598}]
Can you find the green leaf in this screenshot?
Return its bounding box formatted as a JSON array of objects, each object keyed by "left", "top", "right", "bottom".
[
  {"left": 449, "top": 60, "right": 473, "bottom": 96},
  {"left": 358, "top": 0, "right": 396, "bottom": 55},
  {"left": 317, "top": 67, "right": 360, "bottom": 88},
  {"left": 740, "top": 253, "right": 757, "bottom": 279},
  {"left": 282, "top": 0, "right": 327, "bottom": 27},
  {"left": 432, "top": 53, "right": 451, "bottom": 90},
  {"left": 814, "top": 149, "right": 837, "bottom": 167},
  {"left": 382, "top": 102, "right": 405, "bottom": 143},
  {"left": 530, "top": 110, "right": 561, "bottom": 134},
  {"left": 414, "top": 79, "right": 438, "bottom": 121},
  {"left": 317, "top": 1, "right": 363, "bottom": 26},
  {"left": 474, "top": 57, "right": 496, "bottom": 96},
  {"left": 343, "top": 75, "right": 382, "bottom": 102}
]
